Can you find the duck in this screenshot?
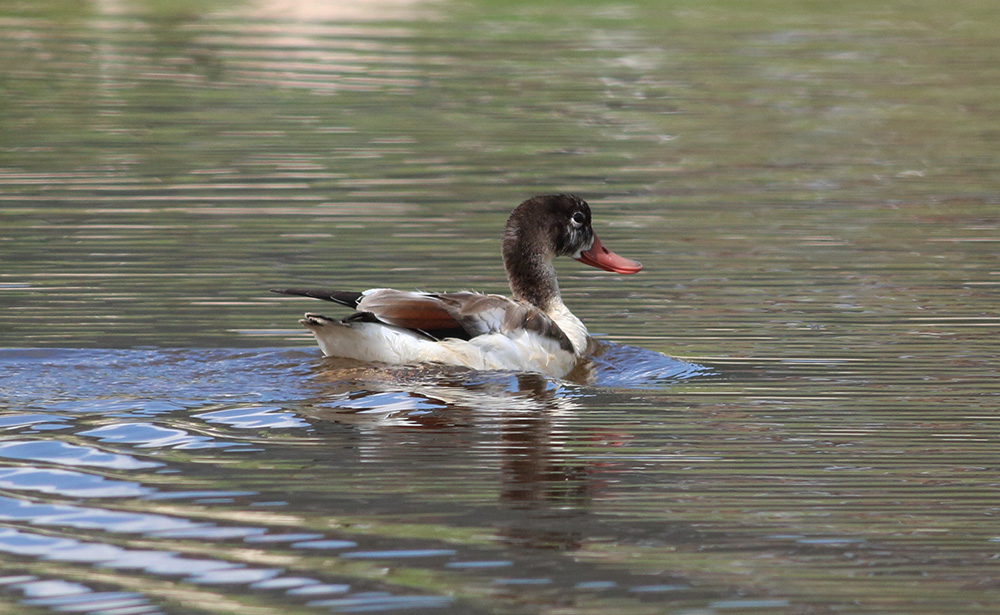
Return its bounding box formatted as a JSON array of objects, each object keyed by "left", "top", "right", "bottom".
[{"left": 271, "top": 194, "right": 642, "bottom": 377}]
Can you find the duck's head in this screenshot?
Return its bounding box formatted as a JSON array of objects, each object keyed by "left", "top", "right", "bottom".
[
  {"left": 501, "top": 195, "right": 642, "bottom": 309},
  {"left": 503, "top": 194, "right": 642, "bottom": 275}
]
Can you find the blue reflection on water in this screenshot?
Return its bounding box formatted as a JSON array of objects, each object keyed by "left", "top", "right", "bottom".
[
  {"left": 0, "top": 440, "right": 161, "bottom": 470},
  {"left": 0, "top": 344, "right": 710, "bottom": 613},
  {"left": 0, "top": 574, "right": 158, "bottom": 615},
  {"left": 194, "top": 406, "right": 310, "bottom": 429},
  {"left": 0, "top": 467, "right": 152, "bottom": 498},
  {"left": 0, "top": 414, "right": 71, "bottom": 428},
  {"left": 585, "top": 340, "right": 712, "bottom": 388}
]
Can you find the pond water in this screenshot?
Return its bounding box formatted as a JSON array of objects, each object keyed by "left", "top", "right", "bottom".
[{"left": 2, "top": 0, "right": 999, "bottom": 613}]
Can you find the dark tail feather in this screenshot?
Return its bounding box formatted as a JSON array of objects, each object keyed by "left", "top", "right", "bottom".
[{"left": 269, "top": 288, "right": 363, "bottom": 308}]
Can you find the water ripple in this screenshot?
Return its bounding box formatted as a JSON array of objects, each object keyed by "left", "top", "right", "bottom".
[
  {"left": 193, "top": 405, "right": 311, "bottom": 429},
  {"left": 0, "top": 440, "right": 161, "bottom": 470},
  {"left": 77, "top": 422, "right": 224, "bottom": 449},
  {"left": 0, "top": 467, "right": 151, "bottom": 498},
  {"left": 0, "top": 575, "right": 160, "bottom": 615}
]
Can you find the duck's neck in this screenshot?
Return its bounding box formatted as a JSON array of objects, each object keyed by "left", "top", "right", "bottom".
[
  {"left": 502, "top": 237, "right": 560, "bottom": 312},
  {"left": 502, "top": 230, "right": 590, "bottom": 356}
]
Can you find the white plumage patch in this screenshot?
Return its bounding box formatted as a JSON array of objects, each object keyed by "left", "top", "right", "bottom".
[
  {"left": 301, "top": 316, "right": 579, "bottom": 377},
  {"left": 545, "top": 300, "right": 589, "bottom": 355}
]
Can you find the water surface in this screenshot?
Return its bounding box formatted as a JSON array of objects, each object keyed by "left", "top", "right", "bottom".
[{"left": 1, "top": 0, "right": 999, "bottom": 613}]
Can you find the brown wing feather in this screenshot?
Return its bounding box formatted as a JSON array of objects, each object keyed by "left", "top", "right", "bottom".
[
  {"left": 502, "top": 303, "right": 574, "bottom": 353},
  {"left": 357, "top": 290, "right": 465, "bottom": 332}
]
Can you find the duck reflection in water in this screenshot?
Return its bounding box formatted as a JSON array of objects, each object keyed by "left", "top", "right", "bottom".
[{"left": 300, "top": 360, "right": 623, "bottom": 551}]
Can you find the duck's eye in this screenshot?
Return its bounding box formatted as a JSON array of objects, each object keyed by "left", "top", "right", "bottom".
[{"left": 571, "top": 212, "right": 586, "bottom": 226}]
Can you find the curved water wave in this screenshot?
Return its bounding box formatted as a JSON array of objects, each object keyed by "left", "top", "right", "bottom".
[
  {"left": 0, "top": 573, "right": 159, "bottom": 615},
  {"left": 77, "top": 422, "right": 227, "bottom": 450},
  {"left": 0, "top": 440, "right": 161, "bottom": 470},
  {"left": 0, "top": 467, "right": 152, "bottom": 498},
  {"left": 576, "top": 340, "right": 713, "bottom": 388}
]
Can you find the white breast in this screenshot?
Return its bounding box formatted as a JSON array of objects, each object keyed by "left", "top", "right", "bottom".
[{"left": 545, "top": 299, "right": 590, "bottom": 356}]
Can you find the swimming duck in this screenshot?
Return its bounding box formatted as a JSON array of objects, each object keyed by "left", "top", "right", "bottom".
[{"left": 271, "top": 194, "right": 642, "bottom": 377}]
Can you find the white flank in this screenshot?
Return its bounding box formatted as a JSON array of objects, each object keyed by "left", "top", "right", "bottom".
[{"left": 302, "top": 318, "right": 579, "bottom": 378}]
